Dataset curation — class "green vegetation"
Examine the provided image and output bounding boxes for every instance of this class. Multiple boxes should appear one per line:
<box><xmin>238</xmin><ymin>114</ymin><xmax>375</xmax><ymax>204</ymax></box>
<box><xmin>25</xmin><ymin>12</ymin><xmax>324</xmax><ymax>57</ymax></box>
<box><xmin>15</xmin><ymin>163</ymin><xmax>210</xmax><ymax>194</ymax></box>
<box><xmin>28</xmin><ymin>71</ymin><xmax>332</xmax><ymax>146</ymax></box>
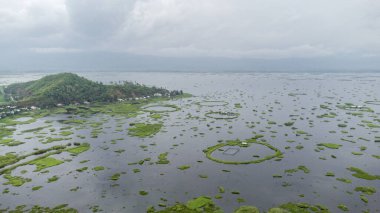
<box><xmin>347</xmin><ymin>167</ymin><xmax>380</xmax><ymax>180</ymax></box>
<box><xmin>156</xmin><ymin>152</ymin><xmax>170</xmax><ymax>164</ymax></box>
<box><xmin>148</xmin><ymin>196</ymin><xmax>330</xmax><ymax>213</ymax></box>
<box><xmin>205</xmin><ymin>111</ymin><xmax>239</xmax><ymax>119</ymax></box>
<box><xmin>93</xmin><ymin>166</ymin><xmax>105</xmax><ymax>171</ymax></box>
<box><xmin>317</xmin><ymin>143</ymin><xmax>342</xmax><ymax>149</ymax></box>
<box><xmin>0</xmin><ymin>86</ymin><xmax>5</xmax><ymax>103</ymax></box>
<box><xmin>66</xmin><ymin>143</ymin><xmax>90</xmax><ymax>154</ymax></box>
<box><xmin>204</xmin><ymin>138</ymin><xmax>282</xmax><ymax>165</ymax></box>
<box><xmin>47</xmin><ymin>175</ymin><xmax>59</xmax><ymax>183</ymax></box>
<box><xmin>110</xmin><ymin>173</ymin><xmax>121</xmax><ymax>181</ymax></box>
<box><xmin>336</xmin><ymin>178</ymin><xmax>352</xmax><ymax>183</ymax></box>
<box><xmin>177</xmin><ymin>165</ymin><xmax>191</xmax><ymax>170</ymax></box>
<box><xmin>354</xmin><ymin>186</ymin><xmax>376</xmax><ymax>195</ymax></box>
<box><xmin>270</xmin><ymin>202</ymin><xmax>329</xmax><ymax>213</ymax></box>
<box><xmin>337</xmin><ymin>204</ymin><xmax>349</xmax><ymax>211</ymax></box>
<box><xmin>4</xmin><ymin>73</ymin><xmax>179</xmax><ymax>107</ymax></box>
<box><xmin>0</xmin><ymin>153</ymin><xmax>18</xmax><ymax>168</ymax></box>
<box><xmin>234</xmin><ymin>206</ymin><xmax>259</xmax><ymax>213</ymax></box>
<box><xmin>3</xmin><ymin>174</ymin><xmax>31</xmax><ymax>186</ymax></box>
<box><xmin>32</xmin><ymin>186</ymin><xmax>43</xmax><ymax>191</ymax></box>
<box><xmin>360</xmin><ymin>194</ymin><xmax>368</xmax><ymax>203</ymax></box>
<box><xmin>0</xmin><ymin>204</ymin><xmax>77</xmax><ymax>212</ymax></box>
<box><xmin>29</xmin><ymin>157</ymin><xmax>64</xmax><ymax>172</ymax></box>
<box><xmin>142</xmin><ymin>104</ymin><xmax>180</xmax><ymax>113</ymax></box>
<box><xmin>128</xmin><ymin>123</ymin><xmax>162</xmax><ymax>137</ymax></box>
<box><xmin>150</xmin><ymin>114</ymin><xmax>162</xmax><ymax>119</ymax></box>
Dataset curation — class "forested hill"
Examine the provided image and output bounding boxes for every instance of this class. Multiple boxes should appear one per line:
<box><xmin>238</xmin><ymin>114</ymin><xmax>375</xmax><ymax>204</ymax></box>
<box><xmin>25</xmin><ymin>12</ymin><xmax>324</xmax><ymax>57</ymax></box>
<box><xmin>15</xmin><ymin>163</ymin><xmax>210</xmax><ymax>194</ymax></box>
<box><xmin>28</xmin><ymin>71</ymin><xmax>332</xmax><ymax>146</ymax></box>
<box><xmin>4</xmin><ymin>73</ymin><xmax>181</xmax><ymax>107</ymax></box>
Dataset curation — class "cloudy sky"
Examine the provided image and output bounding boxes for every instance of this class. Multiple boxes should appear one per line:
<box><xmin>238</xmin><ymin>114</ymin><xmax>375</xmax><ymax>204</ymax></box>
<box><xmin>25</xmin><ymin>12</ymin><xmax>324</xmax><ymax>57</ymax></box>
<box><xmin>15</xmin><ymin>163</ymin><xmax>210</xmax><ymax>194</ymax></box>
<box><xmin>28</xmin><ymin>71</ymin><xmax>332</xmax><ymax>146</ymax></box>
<box><xmin>1</xmin><ymin>0</ymin><xmax>380</xmax><ymax>71</ymax></box>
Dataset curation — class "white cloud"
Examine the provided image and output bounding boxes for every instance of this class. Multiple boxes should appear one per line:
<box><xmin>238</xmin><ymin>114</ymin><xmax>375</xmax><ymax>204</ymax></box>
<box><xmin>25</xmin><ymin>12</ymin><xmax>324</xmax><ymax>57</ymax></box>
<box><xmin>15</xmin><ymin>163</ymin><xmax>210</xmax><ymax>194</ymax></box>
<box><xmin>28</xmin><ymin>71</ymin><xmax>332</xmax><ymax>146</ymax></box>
<box><xmin>0</xmin><ymin>0</ymin><xmax>380</xmax><ymax>59</ymax></box>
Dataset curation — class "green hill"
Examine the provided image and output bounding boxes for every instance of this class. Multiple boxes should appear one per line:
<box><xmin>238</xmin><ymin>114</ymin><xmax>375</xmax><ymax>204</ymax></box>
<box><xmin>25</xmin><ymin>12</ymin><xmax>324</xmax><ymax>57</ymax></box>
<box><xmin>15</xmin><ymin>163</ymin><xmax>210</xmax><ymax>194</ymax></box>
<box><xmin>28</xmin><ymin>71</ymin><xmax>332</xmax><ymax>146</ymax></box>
<box><xmin>4</xmin><ymin>73</ymin><xmax>178</xmax><ymax>107</ymax></box>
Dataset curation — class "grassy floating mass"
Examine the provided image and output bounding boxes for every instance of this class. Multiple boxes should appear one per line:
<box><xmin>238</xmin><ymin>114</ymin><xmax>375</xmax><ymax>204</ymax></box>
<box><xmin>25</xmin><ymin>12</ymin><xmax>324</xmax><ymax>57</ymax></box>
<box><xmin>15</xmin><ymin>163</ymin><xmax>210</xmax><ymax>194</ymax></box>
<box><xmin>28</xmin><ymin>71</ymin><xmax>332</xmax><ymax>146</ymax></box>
<box><xmin>29</xmin><ymin>157</ymin><xmax>64</xmax><ymax>172</ymax></box>
<box><xmin>317</xmin><ymin>143</ymin><xmax>342</xmax><ymax>149</ymax></box>
<box><xmin>66</xmin><ymin>143</ymin><xmax>90</xmax><ymax>154</ymax></box>
<box><xmin>354</xmin><ymin>186</ymin><xmax>376</xmax><ymax>195</ymax></box>
<box><xmin>147</xmin><ymin>196</ymin><xmax>330</xmax><ymax>213</ymax></box>
<box><xmin>128</xmin><ymin>123</ymin><xmax>163</xmax><ymax>138</ymax></box>
<box><xmin>205</xmin><ymin>111</ymin><xmax>239</xmax><ymax>120</ymax></box>
<box><xmin>347</xmin><ymin>167</ymin><xmax>380</xmax><ymax>180</ymax></box>
<box><xmin>204</xmin><ymin>138</ymin><xmax>282</xmax><ymax>165</ymax></box>
<box><xmin>3</xmin><ymin>174</ymin><xmax>31</xmax><ymax>187</ymax></box>
<box><xmin>142</xmin><ymin>104</ymin><xmax>180</xmax><ymax>113</ymax></box>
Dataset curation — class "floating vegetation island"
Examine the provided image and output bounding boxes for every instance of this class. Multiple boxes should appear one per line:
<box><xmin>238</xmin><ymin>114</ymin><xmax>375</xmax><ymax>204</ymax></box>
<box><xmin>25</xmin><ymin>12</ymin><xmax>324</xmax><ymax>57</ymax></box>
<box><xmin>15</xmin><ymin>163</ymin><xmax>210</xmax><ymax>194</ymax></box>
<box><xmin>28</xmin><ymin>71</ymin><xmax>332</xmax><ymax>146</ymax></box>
<box><xmin>204</xmin><ymin>138</ymin><xmax>282</xmax><ymax>164</ymax></box>
<box><xmin>205</xmin><ymin>111</ymin><xmax>239</xmax><ymax>119</ymax></box>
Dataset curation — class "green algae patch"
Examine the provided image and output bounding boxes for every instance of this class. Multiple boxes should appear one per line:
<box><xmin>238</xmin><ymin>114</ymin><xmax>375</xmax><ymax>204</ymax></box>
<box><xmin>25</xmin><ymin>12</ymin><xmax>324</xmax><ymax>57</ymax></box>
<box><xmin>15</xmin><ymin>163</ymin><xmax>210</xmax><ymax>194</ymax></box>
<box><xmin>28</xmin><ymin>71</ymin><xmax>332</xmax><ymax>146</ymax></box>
<box><xmin>0</xmin><ymin>153</ymin><xmax>18</xmax><ymax>168</ymax></box>
<box><xmin>110</xmin><ymin>173</ymin><xmax>121</xmax><ymax>181</ymax></box>
<box><xmin>204</xmin><ymin>138</ymin><xmax>282</xmax><ymax>165</ymax></box>
<box><xmin>148</xmin><ymin>196</ymin><xmax>221</xmax><ymax>213</ymax></box>
<box><xmin>298</xmin><ymin>165</ymin><xmax>310</xmax><ymax>174</ymax></box>
<box><xmin>285</xmin><ymin>165</ymin><xmax>310</xmax><ymax>174</ymax></box>
<box><xmin>270</xmin><ymin>202</ymin><xmax>330</xmax><ymax>213</ymax></box>
<box><xmin>32</xmin><ymin>186</ymin><xmax>43</xmax><ymax>191</ymax></box>
<box><xmin>142</xmin><ymin>104</ymin><xmax>180</xmax><ymax>113</ymax></box>
<box><xmin>1</xmin><ymin>204</ymin><xmax>78</xmax><ymax>212</ymax></box>
<box><xmin>29</xmin><ymin>157</ymin><xmax>64</xmax><ymax>172</ymax></box>
<box><xmin>3</xmin><ymin>174</ymin><xmax>31</xmax><ymax>187</ymax></box>
<box><xmin>186</xmin><ymin>196</ymin><xmax>215</xmax><ymax>210</ymax></box>
<box><xmin>66</xmin><ymin>143</ymin><xmax>90</xmax><ymax>155</ymax></box>
<box><xmin>0</xmin><ymin>138</ymin><xmax>24</xmax><ymax>146</ymax></box>
<box><xmin>360</xmin><ymin>194</ymin><xmax>368</xmax><ymax>203</ymax></box>
<box><xmin>21</xmin><ymin>125</ymin><xmax>51</xmax><ymax>133</ymax></box>
<box><xmin>93</xmin><ymin>166</ymin><xmax>105</xmax><ymax>171</ymax></box>
<box><xmin>337</xmin><ymin>204</ymin><xmax>349</xmax><ymax>211</ymax></box>
<box><xmin>156</xmin><ymin>152</ymin><xmax>170</xmax><ymax>164</ymax></box>
<box><xmin>317</xmin><ymin>143</ymin><xmax>342</xmax><ymax>149</ymax></box>
<box><xmin>139</xmin><ymin>190</ymin><xmax>149</xmax><ymax>196</ymax></box>
<box><xmin>177</xmin><ymin>165</ymin><xmax>191</xmax><ymax>170</ymax></box>
<box><xmin>150</xmin><ymin>114</ymin><xmax>162</xmax><ymax>119</ymax></box>
<box><xmin>148</xmin><ymin>197</ymin><xmax>330</xmax><ymax>213</ymax></box>
<box><xmin>60</xmin><ymin>131</ymin><xmax>74</xmax><ymax>136</ymax></box>
<box><xmin>336</xmin><ymin>178</ymin><xmax>352</xmax><ymax>184</ymax></box>
<box><xmin>128</xmin><ymin>123</ymin><xmax>162</xmax><ymax>138</ymax></box>
<box><xmin>234</xmin><ymin>206</ymin><xmax>259</xmax><ymax>213</ymax></box>
<box><xmin>355</xmin><ymin>186</ymin><xmax>376</xmax><ymax>195</ymax></box>
<box><xmin>47</xmin><ymin>175</ymin><xmax>59</xmax><ymax>183</ymax></box>
<box><xmin>205</xmin><ymin>111</ymin><xmax>239</xmax><ymax>119</ymax></box>
<box><xmin>347</xmin><ymin>167</ymin><xmax>380</xmax><ymax>180</ymax></box>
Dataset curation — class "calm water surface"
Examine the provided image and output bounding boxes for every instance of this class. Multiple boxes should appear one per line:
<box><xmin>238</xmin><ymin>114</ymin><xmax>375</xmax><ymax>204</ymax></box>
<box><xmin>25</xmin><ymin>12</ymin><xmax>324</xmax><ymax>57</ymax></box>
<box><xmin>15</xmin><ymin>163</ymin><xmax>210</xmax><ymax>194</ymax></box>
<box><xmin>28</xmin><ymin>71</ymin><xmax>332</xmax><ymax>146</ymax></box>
<box><xmin>1</xmin><ymin>72</ymin><xmax>380</xmax><ymax>212</ymax></box>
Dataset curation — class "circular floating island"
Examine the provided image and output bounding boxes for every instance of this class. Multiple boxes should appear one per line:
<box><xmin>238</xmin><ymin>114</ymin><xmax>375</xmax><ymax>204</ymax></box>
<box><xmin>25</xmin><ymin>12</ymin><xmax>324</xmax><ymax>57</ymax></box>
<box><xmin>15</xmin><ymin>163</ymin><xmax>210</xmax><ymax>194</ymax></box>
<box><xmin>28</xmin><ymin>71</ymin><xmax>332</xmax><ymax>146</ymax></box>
<box><xmin>336</xmin><ymin>103</ymin><xmax>373</xmax><ymax>112</ymax></box>
<box><xmin>197</xmin><ymin>100</ymin><xmax>228</xmax><ymax>107</ymax></box>
<box><xmin>204</xmin><ymin>138</ymin><xmax>282</xmax><ymax>164</ymax></box>
<box><xmin>364</xmin><ymin>100</ymin><xmax>380</xmax><ymax>105</ymax></box>
<box><xmin>142</xmin><ymin>104</ymin><xmax>180</xmax><ymax>113</ymax></box>
<box><xmin>205</xmin><ymin>111</ymin><xmax>239</xmax><ymax>119</ymax></box>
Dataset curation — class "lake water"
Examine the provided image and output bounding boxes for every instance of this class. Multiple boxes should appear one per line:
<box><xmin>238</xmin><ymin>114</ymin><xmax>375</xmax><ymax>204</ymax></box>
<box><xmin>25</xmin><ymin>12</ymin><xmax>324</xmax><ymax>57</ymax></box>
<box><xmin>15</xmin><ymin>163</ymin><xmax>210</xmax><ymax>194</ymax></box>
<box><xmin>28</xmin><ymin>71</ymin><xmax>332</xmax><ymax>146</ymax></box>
<box><xmin>1</xmin><ymin>72</ymin><xmax>380</xmax><ymax>212</ymax></box>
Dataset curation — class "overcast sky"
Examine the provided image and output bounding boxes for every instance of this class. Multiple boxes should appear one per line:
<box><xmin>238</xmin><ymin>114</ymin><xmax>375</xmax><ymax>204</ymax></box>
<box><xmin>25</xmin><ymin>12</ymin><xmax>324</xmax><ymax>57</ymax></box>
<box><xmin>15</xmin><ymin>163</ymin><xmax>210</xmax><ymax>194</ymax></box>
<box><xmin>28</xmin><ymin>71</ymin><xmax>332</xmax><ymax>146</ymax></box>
<box><xmin>1</xmin><ymin>0</ymin><xmax>380</xmax><ymax>72</ymax></box>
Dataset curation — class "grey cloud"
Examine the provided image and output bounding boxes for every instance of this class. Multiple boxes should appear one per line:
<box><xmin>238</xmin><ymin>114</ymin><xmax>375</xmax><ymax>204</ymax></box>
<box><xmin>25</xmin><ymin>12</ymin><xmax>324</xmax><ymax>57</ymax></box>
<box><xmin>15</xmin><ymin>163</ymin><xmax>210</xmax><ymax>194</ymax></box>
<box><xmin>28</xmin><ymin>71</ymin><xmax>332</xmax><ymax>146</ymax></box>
<box><xmin>0</xmin><ymin>0</ymin><xmax>379</xmax><ymax>71</ymax></box>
